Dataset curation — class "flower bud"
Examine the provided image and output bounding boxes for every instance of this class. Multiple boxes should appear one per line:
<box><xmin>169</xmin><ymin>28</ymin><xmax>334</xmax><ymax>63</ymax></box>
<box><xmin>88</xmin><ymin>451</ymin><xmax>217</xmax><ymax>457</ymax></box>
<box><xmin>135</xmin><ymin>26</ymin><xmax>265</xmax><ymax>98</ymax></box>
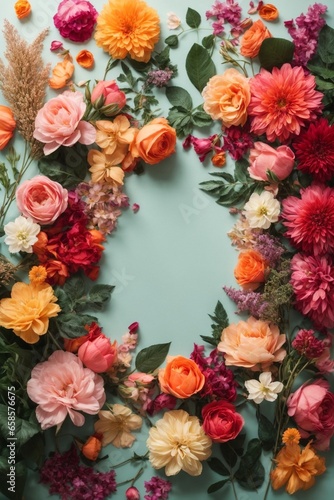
<box><xmin>91</xmin><ymin>80</ymin><xmax>126</xmax><ymax>115</ymax></box>
<box><xmin>125</xmin><ymin>486</ymin><xmax>140</xmax><ymax>500</ymax></box>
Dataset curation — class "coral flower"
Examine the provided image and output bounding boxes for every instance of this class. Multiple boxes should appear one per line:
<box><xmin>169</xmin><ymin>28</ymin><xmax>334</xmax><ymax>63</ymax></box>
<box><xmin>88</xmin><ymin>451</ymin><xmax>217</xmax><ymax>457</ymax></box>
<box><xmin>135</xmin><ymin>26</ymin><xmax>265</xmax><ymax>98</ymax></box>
<box><xmin>0</xmin><ymin>282</ymin><xmax>60</xmax><ymax>344</ymax></box>
<box><xmin>94</xmin><ymin>0</ymin><xmax>160</xmax><ymax>62</ymax></box>
<box><xmin>95</xmin><ymin>115</ymin><xmax>136</xmax><ymax>156</ymax></box>
<box><xmin>147</xmin><ymin>409</ymin><xmax>212</xmax><ymax>476</ymax></box>
<box><xmin>48</xmin><ymin>53</ymin><xmax>74</xmax><ymax>89</ymax></box>
<box><xmin>281</xmin><ymin>184</ymin><xmax>334</xmax><ymax>256</ymax></box>
<box><xmin>94</xmin><ymin>404</ymin><xmax>142</xmax><ymax>448</ymax></box>
<box><xmin>293</xmin><ymin>118</ymin><xmax>334</xmax><ymax>182</ymax></box>
<box><xmin>270</xmin><ymin>441</ymin><xmax>326</xmax><ymax>494</ymax></box>
<box><xmin>248</xmin><ymin>63</ymin><xmax>323</xmax><ymax>142</ymax></box>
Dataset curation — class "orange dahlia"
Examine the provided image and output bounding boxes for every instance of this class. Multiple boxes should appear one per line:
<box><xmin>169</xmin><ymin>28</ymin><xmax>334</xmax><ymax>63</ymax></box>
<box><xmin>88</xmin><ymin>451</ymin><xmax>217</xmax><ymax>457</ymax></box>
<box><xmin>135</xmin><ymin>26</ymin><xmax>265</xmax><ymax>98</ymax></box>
<box><xmin>94</xmin><ymin>0</ymin><xmax>160</xmax><ymax>63</ymax></box>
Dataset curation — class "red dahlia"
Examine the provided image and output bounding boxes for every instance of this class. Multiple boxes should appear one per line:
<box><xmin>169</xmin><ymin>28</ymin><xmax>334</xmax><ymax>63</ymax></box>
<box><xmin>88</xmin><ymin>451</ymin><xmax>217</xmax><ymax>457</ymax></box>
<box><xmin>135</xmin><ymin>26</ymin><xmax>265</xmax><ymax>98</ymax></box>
<box><xmin>293</xmin><ymin>118</ymin><xmax>334</xmax><ymax>182</ymax></box>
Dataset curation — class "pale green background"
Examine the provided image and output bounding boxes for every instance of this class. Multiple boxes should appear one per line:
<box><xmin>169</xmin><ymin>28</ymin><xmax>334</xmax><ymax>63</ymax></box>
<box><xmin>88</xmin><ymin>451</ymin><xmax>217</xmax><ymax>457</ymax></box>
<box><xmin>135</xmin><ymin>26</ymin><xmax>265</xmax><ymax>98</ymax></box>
<box><xmin>0</xmin><ymin>0</ymin><xmax>333</xmax><ymax>499</ymax></box>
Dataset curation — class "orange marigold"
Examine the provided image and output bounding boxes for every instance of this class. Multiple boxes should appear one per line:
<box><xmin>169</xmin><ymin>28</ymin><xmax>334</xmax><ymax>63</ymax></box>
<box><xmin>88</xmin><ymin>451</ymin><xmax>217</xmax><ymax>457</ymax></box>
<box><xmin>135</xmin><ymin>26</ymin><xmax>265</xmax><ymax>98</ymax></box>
<box><xmin>94</xmin><ymin>0</ymin><xmax>160</xmax><ymax>62</ymax></box>
<box><xmin>29</xmin><ymin>265</ymin><xmax>48</xmax><ymax>285</ymax></box>
<box><xmin>282</xmin><ymin>428</ymin><xmax>301</xmax><ymax>446</ymax></box>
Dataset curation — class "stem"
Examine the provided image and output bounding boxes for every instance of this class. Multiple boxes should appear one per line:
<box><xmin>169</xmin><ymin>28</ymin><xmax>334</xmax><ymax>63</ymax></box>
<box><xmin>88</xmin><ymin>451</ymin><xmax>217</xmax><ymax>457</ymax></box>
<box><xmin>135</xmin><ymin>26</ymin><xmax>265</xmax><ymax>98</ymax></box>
<box><xmin>231</xmin><ymin>478</ymin><xmax>239</xmax><ymax>500</ymax></box>
<box><xmin>116</xmin><ymin>466</ymin><xmax>144</xmax><ymax>487</ymax></box>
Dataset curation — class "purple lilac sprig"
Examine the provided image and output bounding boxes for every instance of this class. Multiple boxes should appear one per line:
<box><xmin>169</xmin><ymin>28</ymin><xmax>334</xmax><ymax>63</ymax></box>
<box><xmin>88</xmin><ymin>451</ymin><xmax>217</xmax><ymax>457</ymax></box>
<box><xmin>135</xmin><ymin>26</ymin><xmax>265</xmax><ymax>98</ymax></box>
<box><xmin>254</xmin><ymin>233</ymin><xmax>285</xmax><ymax>268</ymax></box>
<box><xmin>223</xmin><ymin>286</ymin><xmax>268</xmax><ymax>318</ymax></box>
<box><xmin>144</xmin><ymin>476</ymin><xmax>172</xmax><ymax>500</ymax></box>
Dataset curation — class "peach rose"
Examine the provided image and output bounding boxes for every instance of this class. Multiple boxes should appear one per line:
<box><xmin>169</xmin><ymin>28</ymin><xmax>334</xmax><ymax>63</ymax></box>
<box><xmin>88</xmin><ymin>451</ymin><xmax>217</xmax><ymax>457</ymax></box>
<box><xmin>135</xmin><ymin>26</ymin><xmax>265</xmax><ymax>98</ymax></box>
<box><xmin>16</xmin><ymin>175</ymin><xmax>68</xmax><ymax>225</ymax></box>
<box><xmin>240</xmin><ymin>20</ymin><xmax>272</xmax><ymax>58</ymax></box>
<box><xmin>259</xmin><ymin>4</ymin><xmax>279</xmax><ymax>21</ymax></box>
<box><xmin>202</xmin><ymin>69</ymin><xmax>250</xmax><ymax>127</ymax></box>
<box><xmin>234</xmin><ymin>249</ymin><xmax>267</xmax><ymax>291</ymax></box>
<box><xmin>14</xmin><ymin>0</ymin><xmax>31</xmax><ymax>19</ymax></box>
<box><xmin>248</xmin><ymin>142</ymin><xmax>295</xmax><ymax>182</ymax></box>
<box><xmin>158</xmin><ymin>355</ymin><xmax>205</xmax><ymax>398</ymax></box>
<box><xmin>49</xmin><ymin>54</ymin><xmax>75</xmax><ymax>90</ymax></box>
<box><xmin>76</xmin><ymin>49</ymin><xmax>94</xmax><ymax>69</ymax></box>
<box><xmin>218</xmin><ymin>316</ymin><xmax>286</xmax><ymax>371</ymax></box>
<box><xmin>0</xmin><ymin>105</ymin><xmax>16</xmax><ymax>150</ymax></box>
<box><xmin>132</xmin><ymin>118</ymin><xmax>176</xmax><ymax>165</ymax></box>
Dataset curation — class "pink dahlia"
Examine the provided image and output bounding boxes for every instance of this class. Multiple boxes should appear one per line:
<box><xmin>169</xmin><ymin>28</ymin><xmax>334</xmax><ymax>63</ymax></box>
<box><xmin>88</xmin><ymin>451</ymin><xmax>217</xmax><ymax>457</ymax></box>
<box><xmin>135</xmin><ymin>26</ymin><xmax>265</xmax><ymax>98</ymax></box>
<box><xmin>293</xmin><ymin>118</ymin><xmax>334</xmax><ymax>182</ymax></box>
<box><xmin>281</xmin><ymin>184</ymin><xmax>334</xmax><ymax>256</ymax></box>
<box><xmin>248</xmin><ymin>63</ymin><xmax>323</xmax><ymax>142</ymax></box>
<box><xmin>291</xmin><ymin>253</ymin><xmax>334</xmax><ymax>329</ymax></box>
<box><xmin>27</xmin><ymin>350</ymin><xmax>106</xmax><ymax>430</ymax></box>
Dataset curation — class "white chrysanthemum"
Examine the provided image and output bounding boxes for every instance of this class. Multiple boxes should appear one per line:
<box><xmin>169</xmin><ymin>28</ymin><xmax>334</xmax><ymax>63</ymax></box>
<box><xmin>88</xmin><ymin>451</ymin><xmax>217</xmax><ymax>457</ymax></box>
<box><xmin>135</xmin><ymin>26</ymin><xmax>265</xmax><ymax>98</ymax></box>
<box><xmin>244</xmin><ymin>372</ymin><xmax>284</xmax><ymax>404</ymax></box>
<box><xmin>243</xmin><ymin>191</ymin><xmax>280</xmax><ymax>229</ymax></box>
<box><xmin>147</xmin><ymin>409</ymin><xmax>212</xmax><ymax>476</ymax></box>
<box><xmin>4</xmin><ymin>215</ymin><xmax>40</xmax><ymax>253</ymax></box>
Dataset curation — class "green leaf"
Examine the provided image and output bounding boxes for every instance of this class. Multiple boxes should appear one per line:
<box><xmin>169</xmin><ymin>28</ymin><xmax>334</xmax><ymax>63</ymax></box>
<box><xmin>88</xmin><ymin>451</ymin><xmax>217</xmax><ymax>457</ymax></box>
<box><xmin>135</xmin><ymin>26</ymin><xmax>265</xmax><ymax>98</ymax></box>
<box><xmin>220</xmin><ymin>433</ymin><xmax>246</xmax><ymax>468</ymax></box>
<box><xmin>258</xmin><ymin>412</ymin><xmax>275</xmax><ymax>451</ymax></box>
<box><xmin>186</xmin><ymin>43</ymin><xmax>216</xmax><ymax>92</ymax></box>
<box><xmin>135</xmin><ymin>343</ymin><xmax>171</xmax><ymax>372</ymax></box>
<box><xmin>38</xmin><ymin>143</ymin><xmax>89</xmax><ymax>188</ymax></box>
<box><xmin>56</xmin><ymin>313</ymin><xmax>97</xmax><ymax>338</ymax></box>
<box><xmin>154</xmin><ymin>46</ymin><xmax>171</xmax><ymax>67</ymax></box>
<box><xmin>202</xmin><ymin>35</ymin><xmax>215</xmax><ymax>49</ymax></box>
<box><xmin>85</xmin><ymin>284</ymin><xmax>114</xmax><ymax>311</ymax></box>
<box><xmin>258</xmin><ymin>38</ymin><xmax>294</xmax><ymax>71</ymax></box>
<box><xmin>165</xmin><ymin>35</ymin><xmax>179</xmax><ymax>48</ymax></box>
<box><xmin>207</xmin><ymin>479</ymin><xmax>230</xmax><ymax>494</ymax></box>
<box><xmin>317</xmin><ymin>24</ymin><xmax>334</xmax><ymax>64</ymax></box>
<box><xmin>200</xmin><ymin>335</ymin><xmax>218</xmax><ymax>346</ymax></box>
<box><xmin>63</xmin><ymin>276</ymin><xmax>86</xmax><ymax>303</ymax></box>
<box><xmin>120</xmin><ymin>62</ymin><xmax>136</xmax><ymax>86</ymax></box>
<box><xmin>234</xmin><ymin>158</ymin><xmax>249</xmax><ymax>183</ymax></box>
<box><xmin>307</xmin><ymin>62</ymin><xmax>334</xmax><ymax>79</ymax></box>
<box><xmin>186</xmin><ymin>7</ymin><xmax>201</xmax><ymax>28</ymax></box>
<box><xmin>207</xmin><ymin>457</ymin><xmax>230</xmax><ymax>476</ymax></box>
<box><xmin>315</xmin><ymin>77</ymin><xmax>334</xmax><ymax>90</ymax></box>
<box><xmin>166</xmin><ymin>86</ymin><xmax>193</xmax><ymax>110</ymax></box>
<box><xmin>235</xmin><ymin>458</ymin><xmax>265</xmax><ymax>490</ymax></box>
<box><xmin>191</xmin><ymin>109</ymin><xmax>213</xmax><ymax>127</ymax></box>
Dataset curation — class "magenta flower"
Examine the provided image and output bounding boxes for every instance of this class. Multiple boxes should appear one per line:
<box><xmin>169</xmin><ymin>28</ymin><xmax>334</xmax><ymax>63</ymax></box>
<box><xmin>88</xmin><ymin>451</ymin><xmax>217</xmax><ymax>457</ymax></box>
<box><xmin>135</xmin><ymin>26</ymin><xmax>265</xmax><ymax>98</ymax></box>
<box><xmin>292</xmin><ymin>329</ymin><xmax>326</xmax><ymax>359</ymax></box>
<box><xmin>53</xmin><ymin>0</ymin><xmax>98</xmax><ymax>42</ymax></box>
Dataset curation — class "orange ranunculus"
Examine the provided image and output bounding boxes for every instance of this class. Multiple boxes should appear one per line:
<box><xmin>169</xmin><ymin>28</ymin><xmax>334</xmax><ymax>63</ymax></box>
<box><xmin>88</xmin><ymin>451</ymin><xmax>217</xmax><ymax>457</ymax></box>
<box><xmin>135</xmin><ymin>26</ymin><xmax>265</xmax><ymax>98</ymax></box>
<box><xmin>218</xmin><ymin>316</ymin><xmax>286</xmax><ymax>371</ymax></box>
<box><xmin>240</xmin><ymin>19</ymin><xmax>272</xmax><ymax>58</ymax></box>
<box><xmin>158</xmin><ymin>355</ymin><xmax>205</xmax><ymax>399</ymax></box>
<box><xmin>211</xmin><ymin>151</ymin><xmax>226</xmax><ymax>167</ymax></box>
<box><xmin>271</xmin><ymin>441</ymin><xmax>326</xmax><ymax>494</ymax></box>
<box><xmin>49</xmin><ymin>54</ymin><xmax>74</xmax><ymax>90</ymax></box>
<box><xmin>14</xmin><ymin>0</ymin><xmax>31</xmax><ymax>19</ymax></box>
<box><xmin>234</xmin><ymin>249</ymin><xmax>267</xmax><ymax>291</ymax></box>
<box><xmin>259</xmin><ymin>4</ymin><xmax>279</xmax><ymax>22</ymax></box>
<box><xmin>64</xmin><ymin>334</ymin><xmax>89</xmax><ymax>353</ymax></box>
<box><xmin>0</xmin><ymin>282</ymin><xmax>60</xmax><ymax>344</ymax></box>
<box><xmin>81</xmin><ymin>434</ymin><xmax>103</xmax><ymax>461</ymax></box>
<box><xmin>132</xmin><ymin>118</ymin><xmax>176</xmax><ymax>165</ymax></box>
<box><xmin>0</xmin><ymin>105</ymin><xmax>16</xmax><ymax>150</ymax></box>
<box><xmin>76</xmin><ymin>50</ymin><xmax>95</xmax><ymax>69</ymax></box>
<box><xmin>202</xmin><ymin>69</ymin><xmax>251</xmax><ymax>127</ymax></box>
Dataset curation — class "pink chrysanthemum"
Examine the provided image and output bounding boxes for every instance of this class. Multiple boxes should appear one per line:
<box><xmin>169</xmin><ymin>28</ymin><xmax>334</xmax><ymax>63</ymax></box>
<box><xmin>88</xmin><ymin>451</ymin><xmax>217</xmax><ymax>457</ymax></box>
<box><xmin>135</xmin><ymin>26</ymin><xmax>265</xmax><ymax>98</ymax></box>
<box><xmin>291</xmin><ymin>253</ymin><xmax>334</xmax><ymax>329</ymax></box>
<box><xmin>281</xmin><ymin>184</ymin><xmax>334</xmax><ymax>256</ymax></box>
<box><xmin>248</xmin><ymin>63</ymin><xmax>323</xmax><ymax>142</ymax></box>
<box><xmin>293</xmin><ymin>118</ymin><xmax>334</xmax><ymax>182</ymax></box>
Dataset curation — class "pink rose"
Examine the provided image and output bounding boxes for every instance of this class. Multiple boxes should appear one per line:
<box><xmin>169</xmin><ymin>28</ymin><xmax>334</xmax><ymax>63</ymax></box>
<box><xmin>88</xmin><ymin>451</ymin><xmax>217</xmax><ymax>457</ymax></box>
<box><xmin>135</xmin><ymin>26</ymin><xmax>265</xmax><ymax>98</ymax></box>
<box><xmin>33</xmin><ymin>91</ymin><xmax>96</xmax><ymax>155</ymax></box>
<box><xmin>248</xmin><ymin>142</ymin><xmax>295</xmax><ymax>182</ymax></box>
<box><xmin>202</xmin><ymin>400</ymin><xmax>244</xmax><ymax>443</ymax></box>
<box><xmin>53</xmin><ymin>0</ymin><xmax>98</xmax><ymax>42</ymax></box>
<box><xmin>78</xmin><ymin>333</ymin><xmax>118</xmax><ymax>373</ymax></box>
<box><xmin>91</xmin><ymin>80</ymin><xmax>127</xmax><ymax>116</ymax></box>
<box><xmin>16</xmin><ymin>175</ymin><xmax>68</xmax><ymax>225</ymax></box>
<box><xmin>287</xmin><ymin>379</ymin><xmax>334</xmax><ymax>450</ymax></box>
<box><xmin>27</xmin><ymin>350</ymin><xmax>106</xmax><ymax>430</ymax></box>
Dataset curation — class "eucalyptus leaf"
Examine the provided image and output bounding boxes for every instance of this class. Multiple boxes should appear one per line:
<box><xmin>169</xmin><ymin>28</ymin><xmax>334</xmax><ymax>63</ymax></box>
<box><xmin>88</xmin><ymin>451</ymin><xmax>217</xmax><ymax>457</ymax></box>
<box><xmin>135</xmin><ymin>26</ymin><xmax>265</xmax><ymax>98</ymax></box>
<box><xmin>186</xmin><ymin>43</ymin><xmax>216</xmax><ymax>92</ymax></box>
<box><xmin>186</xmin><ymin>7</ymin><xmax>201</xmax><ymax>28</ymax></box>
<box><xmin>135</xmin><ymin>342</ymin><xmax>171</xmax><ymax>372</ymax></box>
<box><xmin>258</xmin><ymin>38</ymin><xmax>294</xmax><ymax>71</ymax></box>
<box><xmin>207</xmin><ymin>457</ymin><xmax>230</xmax><ymax>476</ymax></box>
<box><xmin>166</xmin><ymin>86</ymin><xmax>193</xmax><ymax>110</ymax></box>
<box><xmin>207</xmin><ymin>479</ymin><xmax>230</xmax><ymax>493</ymax></box>
<box><xmin>235</xmin><ymin>458</ymin><xmax>265</xmax><ymax>490</ymax></box>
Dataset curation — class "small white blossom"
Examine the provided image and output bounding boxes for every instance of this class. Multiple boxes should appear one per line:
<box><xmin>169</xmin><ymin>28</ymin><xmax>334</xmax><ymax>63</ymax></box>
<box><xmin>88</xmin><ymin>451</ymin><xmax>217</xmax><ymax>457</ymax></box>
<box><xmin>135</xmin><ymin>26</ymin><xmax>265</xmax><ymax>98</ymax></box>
<box><xmin>4</xmin><ymin>216</ymin><xmax>40</xmax><ymax>253</ymax></box>
<box><xmin>244</xmin><ymin>372</ymin><xmax>284</xmax><ymax>404</ymax></box>
<box><xmin>167</xmin><ymin>12</ymin><xmax>181</xmax><ymax>30</ymax></box>
<box><xmin>243</xmin><ymin>191</ymin><xmax>280</xmax><ymax>229</ymax></box>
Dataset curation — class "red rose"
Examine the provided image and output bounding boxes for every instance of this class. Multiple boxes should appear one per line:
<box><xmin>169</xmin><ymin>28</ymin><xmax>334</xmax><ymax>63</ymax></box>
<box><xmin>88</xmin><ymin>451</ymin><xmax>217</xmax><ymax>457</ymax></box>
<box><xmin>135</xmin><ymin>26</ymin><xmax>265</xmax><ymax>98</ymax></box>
<box><xmin>202</xmin><ymin>400</ymin><xmax>244</xmax><ymax>443</ymax></box>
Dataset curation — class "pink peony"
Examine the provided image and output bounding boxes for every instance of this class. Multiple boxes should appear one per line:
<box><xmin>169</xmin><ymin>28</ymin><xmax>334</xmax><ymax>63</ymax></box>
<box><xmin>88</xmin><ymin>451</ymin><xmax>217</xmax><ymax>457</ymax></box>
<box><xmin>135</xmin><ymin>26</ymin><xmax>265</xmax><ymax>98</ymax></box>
<box><xmin>290</xmin><ymin>253</ymin><xmax>334</xmax><ymax>329</ymax></box>
<box><xmin>53</xmin><ymin>0</ymin><xmax>98</xmax><ymax>42</ymax></box>
<box><xmin>27</xmin><ymin>350</ymin><xmax>106</xmax><ymax>430</ymax></box>
<box><xmin>248</xmin><ymin>63</ymin><xmax>323</xmax><ymax>142</ymax></box>
<box><xmin>91</xmin><ymin>80</ymin><xmax>127</xmax><ymax>116</ymax></box>
<box><xmin>281</xmin><ymin>184</ymin><xmax>334</xmax><ymax>256</ymax></box>
<box><xmin>248</xmin><ymin>142</ymin><xmax>295</xmax><ymax>182</ymax></box>
<box><xmin>16</xmin><ymin>175</ymin><xmax>68</xmax><ymax>225</ymax></box>
<box><xmin>33</xmin><ymin>91</ymin><xmax>96</xmax><ymax>155</ymax></box>
<box><xmin>287</xmin><ymin>379</ymin><xmax>334</xmax><ymax>450</ymax></box>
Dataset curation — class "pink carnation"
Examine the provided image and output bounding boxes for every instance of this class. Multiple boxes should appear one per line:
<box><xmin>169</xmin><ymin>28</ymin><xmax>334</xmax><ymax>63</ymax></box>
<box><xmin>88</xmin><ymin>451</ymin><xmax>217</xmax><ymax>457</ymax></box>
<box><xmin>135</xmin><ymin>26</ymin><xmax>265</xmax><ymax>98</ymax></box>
<box><xmin>27</xmin><ymin>350</ymin><xmax>106</xmax><ymax>430</ymax></box>
<box><xmin>281</xmin><ymin>184</ymin><xmax>334</xmax><ymax>256</ymax></box>
<box><xmin>290</xmin><ymin>253</ymin><xmax>334</xmax><ymax>329</ymax></box>
<box><xmin>53</xmin><ymin>0</ymin><xmax>98</xmax><ymax>42</ymax></box>
<box><xmin>33</xmin><ymin>91</ymin><xmax>96</xmax><ymax>155</ymax></box>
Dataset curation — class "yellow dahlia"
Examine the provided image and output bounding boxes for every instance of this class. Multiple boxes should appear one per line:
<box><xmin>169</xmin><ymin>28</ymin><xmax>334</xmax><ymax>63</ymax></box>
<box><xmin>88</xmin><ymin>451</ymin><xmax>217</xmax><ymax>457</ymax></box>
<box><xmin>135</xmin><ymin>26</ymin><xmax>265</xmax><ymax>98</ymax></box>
<box><xmin>0</xmin><ymin>281</ymin><xmax>60</xmax><ymax>344</ymax></box>
<box><xmin>94</xmin><ymin>0</ymin><xmax>160</xmax><ymax>62</ymax></box>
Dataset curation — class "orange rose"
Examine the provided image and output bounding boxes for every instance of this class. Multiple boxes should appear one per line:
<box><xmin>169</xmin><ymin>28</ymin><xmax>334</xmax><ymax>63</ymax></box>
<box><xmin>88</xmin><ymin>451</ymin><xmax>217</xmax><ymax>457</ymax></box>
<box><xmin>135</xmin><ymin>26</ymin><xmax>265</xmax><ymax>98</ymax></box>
<box><xmin>132</xmin><ymin>118</ymin><xmax>176</xmax><ymax>165</ymax></box>
<box><xmin>76</xmin><ymin>50</ymin><xmax>95</xmax><ymax>69</ymax></box>
<box><xmin>81</xmin><ymin>434</ymin><xmax>103</xmax><ymax>461</ymax></box>
<box><xmin>211</xmin><ymin>151</ymin><xmax>226</xmax><ymax>167</ymax></box>
<box><xmin>240</xmin><ymin>19</ymin><xmax>272</xmax><ymax>58</ymax></box>
<box><xmin>49</xmin><ymin>54</ymin><xmax>74</xmax><ymax>90</ymax></box>
<box><xmin>158</xmin><ymin>355</ymin><xmax>205</xmax><ymax>398</ymax></box>
<box><xmin>234</xmin><ymin>249</ymin><xmax>267</xmax><ymax>291</ymax></box>
<box><xmin>202</xmin><ymin>69</ymin><xmax>250</xmax><ymax>127</ymax></box>
<box><xmin>14</xmin><ymin>0</ymin><xmax>31</xmax><ymax>19</ymax></box>
<box><xmin>0</xmin><ymin>105</ymin><xmax>16</xmax><ymax>150</ymax></box>
<box><xmin>259</xmin><ymin>4</ymin><xmax>279</xmax><ymax>22</ymax></box>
